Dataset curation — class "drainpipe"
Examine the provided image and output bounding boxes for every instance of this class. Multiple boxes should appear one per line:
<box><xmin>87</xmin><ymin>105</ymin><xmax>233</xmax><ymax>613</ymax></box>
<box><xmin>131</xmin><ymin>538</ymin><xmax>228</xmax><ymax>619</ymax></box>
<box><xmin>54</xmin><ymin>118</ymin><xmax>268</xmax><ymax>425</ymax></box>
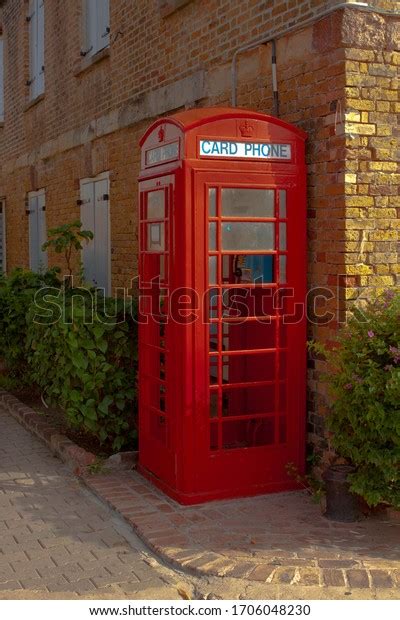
<box><xmin>271</xmin><ymin>39</ymin><xmax>279</xmax><ymax>118</ymax></box>
<box><xmin>231</xmin><ymin>2</ymin><xmax>400</xmax><ymax>110</ymax></box>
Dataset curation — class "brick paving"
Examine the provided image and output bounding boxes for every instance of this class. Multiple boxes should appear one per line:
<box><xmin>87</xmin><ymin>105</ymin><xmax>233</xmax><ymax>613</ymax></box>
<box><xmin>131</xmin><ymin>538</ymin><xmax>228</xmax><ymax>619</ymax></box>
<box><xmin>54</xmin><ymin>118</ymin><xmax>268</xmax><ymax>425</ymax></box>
<box><xmin>0</xmin><ymin>408</ymin><xmax>189</xmax><ymax>598</ymax></box>
<box><xmin>1</xmin><ymin>400</ymin><xmax>399</xmax><ymax>599</ymax></box>
<box><xmin>86</xmin><ymin>470</ymin><xmax>400</xmax><ymax>590</ymax></box>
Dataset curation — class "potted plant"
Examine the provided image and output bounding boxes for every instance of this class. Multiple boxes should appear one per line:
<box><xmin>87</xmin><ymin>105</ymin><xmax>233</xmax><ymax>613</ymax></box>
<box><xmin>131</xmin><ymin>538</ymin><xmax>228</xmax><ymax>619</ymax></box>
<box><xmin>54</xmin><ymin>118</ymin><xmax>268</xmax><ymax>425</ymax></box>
<box><xmin>310</xmin><ymin>289</ymin><xmax>400</xmax><ymax>521</ymax></box>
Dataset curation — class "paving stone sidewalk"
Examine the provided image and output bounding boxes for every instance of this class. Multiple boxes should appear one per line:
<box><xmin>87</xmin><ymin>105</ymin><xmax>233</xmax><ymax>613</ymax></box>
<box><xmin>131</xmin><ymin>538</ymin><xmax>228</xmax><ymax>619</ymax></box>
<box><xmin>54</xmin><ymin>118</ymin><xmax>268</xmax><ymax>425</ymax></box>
<box><xmin>86</xmin><ymin>469</ymin><xmax>400</xmax><ymax>591</ymax></box>
<box><xmin>0</xmin><ymin>408</ymin><xmax>190</xmax><ymax>599</ymax></box>
<box><xmin>1</xmin><ymin>402</ymin><xmax>399</xmax><ymax>600</ymax></box>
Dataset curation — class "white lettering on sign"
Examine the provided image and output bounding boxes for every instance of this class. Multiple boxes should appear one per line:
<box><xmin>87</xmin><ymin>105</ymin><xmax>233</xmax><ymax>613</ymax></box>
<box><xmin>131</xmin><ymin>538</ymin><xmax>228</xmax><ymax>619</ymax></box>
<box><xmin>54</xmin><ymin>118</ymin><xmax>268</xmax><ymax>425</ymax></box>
<box><xmin>146</xmin><ymin>142</ymin><xmax>179</xmax><ymax>166</ymax></box>
<box><xmin>199</xmin><ymin>140</ymin><xmax>292</xmax><ymax>160</ymax></box>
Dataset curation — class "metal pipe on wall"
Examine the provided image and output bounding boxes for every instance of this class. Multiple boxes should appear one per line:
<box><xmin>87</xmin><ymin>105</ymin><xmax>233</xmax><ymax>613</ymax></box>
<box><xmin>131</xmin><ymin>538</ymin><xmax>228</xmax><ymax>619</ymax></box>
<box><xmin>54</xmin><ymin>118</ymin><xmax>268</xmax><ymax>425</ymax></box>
<box><xmin>231</xmin><ymin>2</ymin><xmax>400</xmax><ymax>110</ymax></box>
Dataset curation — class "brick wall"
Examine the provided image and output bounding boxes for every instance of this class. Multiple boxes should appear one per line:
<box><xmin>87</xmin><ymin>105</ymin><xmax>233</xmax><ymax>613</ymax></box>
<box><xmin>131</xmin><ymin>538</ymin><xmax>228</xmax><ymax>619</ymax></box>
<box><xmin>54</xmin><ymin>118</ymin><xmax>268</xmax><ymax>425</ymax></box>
<box><xmin>306</xmin><ymin>7</ymin><xmax>400</xmax><ymax>459</ymax></box>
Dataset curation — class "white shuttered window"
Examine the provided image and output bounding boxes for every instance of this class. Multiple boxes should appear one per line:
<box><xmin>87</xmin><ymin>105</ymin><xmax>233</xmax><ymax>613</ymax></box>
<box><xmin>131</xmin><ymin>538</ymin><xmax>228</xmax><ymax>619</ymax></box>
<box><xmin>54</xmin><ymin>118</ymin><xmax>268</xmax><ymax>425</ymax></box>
<box><xmin>0</xmin><ymin>200</ymin><xmax>6</xmax><ymax>273</ymax></box>
<box><xmin>28</xmin><ymin>0</ymin><xmax>45</xmax><ymax>100</ymax></box>
<box><xmin>0</xmin><ymin>38</ymin><xmax>4</xmax><ymax>122</ymax></box>
<box><xmin>83</xmin><ymin>0</ymin><xmax>110</xmax><ymax>58</ymax></box>
<box><xmin>28</xmin><ymin>190</ymin><xmax>47</xmax><ymax>272</ymax></box>
<box><xmin>80</xmin><ymin>175</ymin><xmax>111</xmax><ymax>294</ymax></box>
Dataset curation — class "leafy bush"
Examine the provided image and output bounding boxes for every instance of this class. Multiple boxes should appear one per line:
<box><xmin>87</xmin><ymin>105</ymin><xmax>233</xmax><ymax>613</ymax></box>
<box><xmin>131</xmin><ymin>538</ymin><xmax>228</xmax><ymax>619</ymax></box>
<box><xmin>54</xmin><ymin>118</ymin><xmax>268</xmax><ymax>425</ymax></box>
<box><xmin>0</xmin><ymin>268</ymin><xmax>60</xmax><ymax>379</ymax></box>
<box><xmin>27</xmin><ymin>289</ymin><xmax>138</xmax><ymax>452</ymax></box>
<box><xmin>312</xmin><ymin>290</ymin><xmax>400</xmax><ymax>509</ymax></box>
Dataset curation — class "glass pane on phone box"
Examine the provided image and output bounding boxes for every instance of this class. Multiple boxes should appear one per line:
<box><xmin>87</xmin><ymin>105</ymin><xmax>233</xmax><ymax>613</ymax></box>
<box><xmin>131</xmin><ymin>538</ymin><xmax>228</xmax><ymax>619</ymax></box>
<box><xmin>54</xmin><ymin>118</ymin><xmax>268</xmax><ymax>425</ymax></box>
<box><xmin>222</xmin><ymin>222</ymin><xmax>275</xmax><ymax>251</ymax></box>
<box><xmin>223</xmin><ymin>255</ymin><xmax>274</xmax><ymax>283</ymax></box>
<box><xmin>279</xmin><ymin>190</ymin><xmax>286</xmax><ymax>218</ymax></box>
<box><xmin>147</xmin><ymin>223</ymin><xmax>164</xmax><ymax>251</ymax></box>
<box><xmin>209</xmin><ymin>222</ymin><xmax>217</xmax><ymax>251</ymax></box>
<box><xmin>222</xmin><ymin>188</ymin><xmax>274</xmax><ymax>217</ymax></box>
<box><xmin>222</xmin><ymin>418</ymin><xmax>275</xmax><ymax>449</ymax></box>
<box><xmin>209</xmin><ymin>188</ymin><xmax>217</xmax><ymax>217</ymax></box>
<box><xmin>147</xmin><ymin>190</ymin><xmax>165</xmax><ymax>219</ymax></box>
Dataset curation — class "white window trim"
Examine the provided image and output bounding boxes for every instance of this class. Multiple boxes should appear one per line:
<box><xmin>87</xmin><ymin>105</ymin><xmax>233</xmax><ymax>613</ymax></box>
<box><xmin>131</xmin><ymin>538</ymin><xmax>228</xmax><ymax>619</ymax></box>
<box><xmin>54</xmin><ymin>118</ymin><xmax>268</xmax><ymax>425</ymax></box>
<box><xmin>0</xmin><ymin>198</ymin><xmax>6</xmax><ymax>274</ymax></box>
<box><xmin>79</xmin><ymin>172</ymin><xmax>111</xmax><ymax>295</ymax></box>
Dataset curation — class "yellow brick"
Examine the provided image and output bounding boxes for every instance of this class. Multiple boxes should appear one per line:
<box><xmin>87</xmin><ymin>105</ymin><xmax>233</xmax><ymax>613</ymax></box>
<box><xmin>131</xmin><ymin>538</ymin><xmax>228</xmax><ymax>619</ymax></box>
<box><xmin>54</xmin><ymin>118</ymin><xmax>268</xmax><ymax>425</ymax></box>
<box><xmin>376</xmin><ymin>265</ymin><xmax>390</xmax><ymax>275</ymax></box>
<box><xmin>345</xmin><ymin>123</ymin><xmax>376</xmax><ymax>135</ymax></box>
<box><xmin>361</xmin><ymin>112</ymin><xmax>369</xmax><ymax>123</ymax></box>
<box><xmin>344</xmin><ymin>288</ymin><xmax>359</xmax><ymax>300</ymax></box>
<box><xmin>369</xmin><ymin>230</ymin><xmax>399</xmax><ymax>241</ymax></box>
<box><xmin>360</xmin><ymin>63</ymin><xmax>368</xmax><ymax>73</ymax></box>
<box><xmin>345</xmin><ymin>264</ymin><xmax>373</xmax><ymax>275</ymax></box>
<box><xmin>346</xmin><ymin>196</ymin><xmax>374</xmax><ymax>207</ymax></box>
<box><xmin>346</xmin><ymin>61</ymin><xmax>360</xmax><ymax>72</ymax></box>
<box><xmin>367</xmin><ymin>276</ymin><xmax>395</xmax><ymax>286</ymax></box>
<box><xmin>345</xmin><ymin>111</ymin><xmax>361</xmax><ymax>122</ymax></box>
<box><xmin>377</xmin><ymin>101</ymin><xmax>390</xmax><ymax>112</ymax></box>
<box><xmin>368</xmin><ymin>208</ymin><xmax>397</xmax><ymax>218</ymax></box>
<box><xmin>346</xmin><ymin>99</ymin><xmax>375</xmax><ymax>111</ymax></box>
<box><xmin>344</xmin><ymin>173</ymin><xmax>357</xmax><ymax>184</ymax></box>
<box><xmin>369</xmin><ymin>162</ymin><xmax>398</xmax><ymax>171</ymax></box>
<box><xmin>376</xmin><ymin>126</ymin><xmax>392</xmax><ymax>136</ymax></box>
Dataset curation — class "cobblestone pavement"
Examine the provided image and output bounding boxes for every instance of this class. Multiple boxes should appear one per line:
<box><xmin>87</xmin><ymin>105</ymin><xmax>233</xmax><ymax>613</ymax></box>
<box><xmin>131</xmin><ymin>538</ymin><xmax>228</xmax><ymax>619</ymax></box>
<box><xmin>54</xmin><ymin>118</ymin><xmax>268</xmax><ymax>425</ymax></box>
<box><xmin>0</xmin><ymin>408</ymin><xmax>195</xmax><ymax>599</ymax></box>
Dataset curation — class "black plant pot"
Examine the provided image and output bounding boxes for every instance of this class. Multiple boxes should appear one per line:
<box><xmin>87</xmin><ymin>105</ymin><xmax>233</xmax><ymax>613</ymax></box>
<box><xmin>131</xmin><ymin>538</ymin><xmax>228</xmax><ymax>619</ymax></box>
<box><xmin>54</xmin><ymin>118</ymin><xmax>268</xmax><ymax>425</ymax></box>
<box><xmin>323</xmin><ymin>464</ymin><xmax>361</xmax><ymax>522</ymax></box>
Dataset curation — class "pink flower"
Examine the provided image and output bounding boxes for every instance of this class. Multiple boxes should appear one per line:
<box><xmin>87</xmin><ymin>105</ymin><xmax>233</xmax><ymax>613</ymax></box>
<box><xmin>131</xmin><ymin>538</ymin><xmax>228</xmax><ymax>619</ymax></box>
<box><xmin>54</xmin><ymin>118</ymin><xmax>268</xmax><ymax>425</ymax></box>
<box><xmin>344</xmin><ymin>383</ymin><xmax>353</xmax><ymax>390</ymax></box>
<box><xmin>368</xmin><ymin>330</ymin><xmax>375</xmax><ymax>338</ymax></box>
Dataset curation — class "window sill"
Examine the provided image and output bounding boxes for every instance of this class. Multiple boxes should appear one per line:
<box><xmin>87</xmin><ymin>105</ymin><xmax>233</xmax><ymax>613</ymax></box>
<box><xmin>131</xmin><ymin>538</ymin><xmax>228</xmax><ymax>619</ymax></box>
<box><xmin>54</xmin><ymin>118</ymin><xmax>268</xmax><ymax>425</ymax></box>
<box><xmin>24</xmin><ymin>93</ymin><xmax>45</xmax><ymax>112</ymax></box>
<box><xmin>74</xmin><ymin>47</ymin><xmax>110</xmax><ymax>77</ymax></box>
<box><xmin>158</xmin><ymin>0</ymin><xmax>193</xmax><ymax>17</ymax></box>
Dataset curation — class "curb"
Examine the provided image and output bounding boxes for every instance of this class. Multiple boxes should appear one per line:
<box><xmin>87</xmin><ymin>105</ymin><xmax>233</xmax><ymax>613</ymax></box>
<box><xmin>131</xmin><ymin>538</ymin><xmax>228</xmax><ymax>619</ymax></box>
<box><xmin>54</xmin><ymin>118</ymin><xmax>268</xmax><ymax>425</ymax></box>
<box><xmin>0</xmin><ymin>389</ymin><xmax>97</xmax><ymax>475</ymax></box>
<box><xmin>0</xmin><ymin>389</ymin><xmax>137</xmax><ymax>475</ymax></box>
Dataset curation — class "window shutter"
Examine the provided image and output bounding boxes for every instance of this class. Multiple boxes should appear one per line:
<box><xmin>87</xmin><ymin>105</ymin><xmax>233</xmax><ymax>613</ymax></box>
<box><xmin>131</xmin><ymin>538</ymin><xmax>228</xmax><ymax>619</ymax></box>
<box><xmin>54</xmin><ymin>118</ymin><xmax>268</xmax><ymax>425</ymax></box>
<box><xmin>28</xmin><ymin>0</ymin><xmax>38</xmax><ymax>100</ymax></box>
<box><xmin>37</xmin><ymin>0</ymin><xmax>45</xmax><ymax>96</ymax></box>
<box><xmin>0</xmin><ymin>202</ymin><xmax>5</xmax><ymax>273</ymax></box>
<box><xmin>0</xmin><ymin>39</ymin><xmax>4</xmax><ymax>122</ymax></box>
<box><xmin>37</xmin><ymin>190</ymin><xmax>47</xmax><ymax>270</ymax></box>
<box><xmin>97</xmin><ymin>0</ymin><xmax>110</xmax><ymax>53</ymax></box>
<box><xmin>28</xmin><ymin>195</ymin><xmax>39</xmax><ymax>271</ymax></box>
<box><xmin>80</xmin><ymin>181</ymin><xmax>96</xmax><ymax>287</ymax></box>
<box><xmin>94</xmin><ymin>178</ymin><xmax>110</xmax><ymax>294</ymax></box>
<box><xmin>29</xmin><ymin>191</ymin><xmax>47</xmax><ymax>272</ymax></box>
<box><xmin>85</xmin><ymin>0</ymin><xmax>97</xmax><ymax>57</ymax></box>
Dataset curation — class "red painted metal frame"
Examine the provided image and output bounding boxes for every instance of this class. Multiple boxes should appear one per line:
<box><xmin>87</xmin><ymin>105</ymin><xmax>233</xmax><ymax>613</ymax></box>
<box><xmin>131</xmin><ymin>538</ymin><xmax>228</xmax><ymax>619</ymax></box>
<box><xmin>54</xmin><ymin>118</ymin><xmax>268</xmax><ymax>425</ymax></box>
<box><xmin>138</xmin><ymin>107</ymin><xmax>307</xmax><ymax>505</ymax></box>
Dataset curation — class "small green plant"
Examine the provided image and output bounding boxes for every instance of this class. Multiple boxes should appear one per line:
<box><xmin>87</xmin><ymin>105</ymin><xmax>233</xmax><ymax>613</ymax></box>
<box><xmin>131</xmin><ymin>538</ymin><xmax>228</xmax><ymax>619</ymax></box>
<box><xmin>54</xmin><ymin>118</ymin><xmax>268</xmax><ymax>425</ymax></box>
<box><xmin>0</xmin><ymin>268</ymin><xmax>60</xmax><ymax>380</ymax></box>
<box><xmin>286</xmin><ymin>455</ymin><xmax>325</xmax><ymax>504</ymax></box>
<box><xmin>87</xmin><ymin>457</ymin><xmax>107</xmax><ymax>475</ymax></box>
<box><xmin>42</xmin><ymin>220</ymin><xmax>93</xmax><ymax>283</ymax></box>
<box><xmin>27</xmin><ymin>290</ymin><xmax>138</xmax><ymax>452</ymax></box>
<box><xmin>309</xmin><ymin>289</ymin><xmax>400</xmax><ymax>509</ymax></box>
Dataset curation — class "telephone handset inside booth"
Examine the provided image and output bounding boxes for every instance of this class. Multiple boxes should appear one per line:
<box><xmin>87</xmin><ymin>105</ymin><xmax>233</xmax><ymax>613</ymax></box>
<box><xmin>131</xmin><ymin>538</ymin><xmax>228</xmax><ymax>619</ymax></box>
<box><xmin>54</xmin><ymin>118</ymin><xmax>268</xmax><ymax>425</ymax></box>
<box><xmin>232</xmin><ymin>254</ymin><xmax>274</xmax><ymax>284</ymax></box>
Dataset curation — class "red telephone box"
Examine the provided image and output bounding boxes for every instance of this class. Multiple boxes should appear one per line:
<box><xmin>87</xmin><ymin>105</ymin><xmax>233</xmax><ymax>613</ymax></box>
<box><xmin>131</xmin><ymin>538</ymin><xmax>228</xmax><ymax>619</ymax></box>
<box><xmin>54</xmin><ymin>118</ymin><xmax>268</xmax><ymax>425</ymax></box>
<box><xmin>138</xmin><ymin>107</ymin><xmax>307</xmax><ymax>505</ymax></box>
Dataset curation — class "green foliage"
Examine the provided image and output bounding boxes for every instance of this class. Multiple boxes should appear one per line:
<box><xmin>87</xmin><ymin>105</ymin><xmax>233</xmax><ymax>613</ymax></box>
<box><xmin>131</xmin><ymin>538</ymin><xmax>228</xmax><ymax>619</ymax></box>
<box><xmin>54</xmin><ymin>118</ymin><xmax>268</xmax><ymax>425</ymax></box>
<box><xmin>310</xmin><ymin>290</ymin><xmax>400</xmax><ymax>508</ymax></box>
<box><xmin>0</xmin><ymin>268</ymin><xmax>60</xmax><ymax>379</ymax></box>
<box><xmin>42</xmin><ymin>220</ymin><xmax>93</xmax><ymax>280</ymax></box>
<box><xmin>27</xmin><ymin>290</ymin><xmax>138</xmax><ymax>452</ymax></box>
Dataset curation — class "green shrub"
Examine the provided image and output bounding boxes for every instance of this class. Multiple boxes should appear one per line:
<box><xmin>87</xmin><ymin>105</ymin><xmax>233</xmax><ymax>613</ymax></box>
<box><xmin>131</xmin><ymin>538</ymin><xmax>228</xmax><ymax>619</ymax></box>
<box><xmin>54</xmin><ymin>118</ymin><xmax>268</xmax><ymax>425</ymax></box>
<box><xmin>0</xmin><ymin>268</ymin><xmax>60</xmax><ymax>379</ymax></box>
<box><xmin>27</xmin><ymin>289</ymin><xmax>138</xmax><ymax>452</ymax></box>
<box><xmin>312</xmin><ymin>290</ymin><xmax>400</xmax><ymax>509</ymax></box>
